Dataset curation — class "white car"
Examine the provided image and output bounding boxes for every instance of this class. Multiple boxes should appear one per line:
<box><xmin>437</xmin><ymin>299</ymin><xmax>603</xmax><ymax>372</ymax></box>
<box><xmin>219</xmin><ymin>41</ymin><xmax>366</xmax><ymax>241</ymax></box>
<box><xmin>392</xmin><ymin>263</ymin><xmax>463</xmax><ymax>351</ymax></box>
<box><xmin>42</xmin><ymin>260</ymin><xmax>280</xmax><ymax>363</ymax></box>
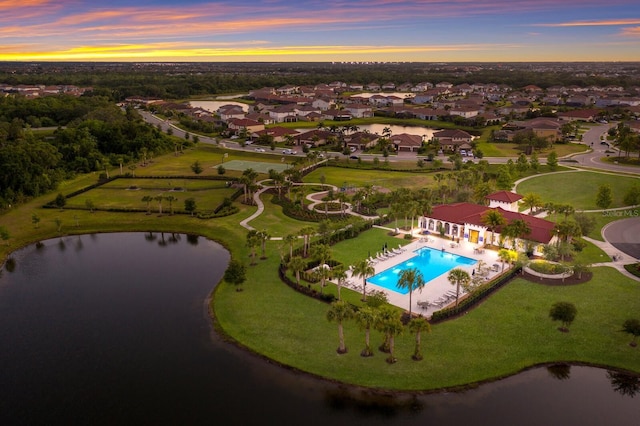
<box><xmin>282</xmin><ymin>149</ymin><xmax>297</xmax><ymax>154</ymax></box>
<box><xmin>254</xmin><ymin>147</ymin><xmax>266</xmax><ymax>152</ymax></box>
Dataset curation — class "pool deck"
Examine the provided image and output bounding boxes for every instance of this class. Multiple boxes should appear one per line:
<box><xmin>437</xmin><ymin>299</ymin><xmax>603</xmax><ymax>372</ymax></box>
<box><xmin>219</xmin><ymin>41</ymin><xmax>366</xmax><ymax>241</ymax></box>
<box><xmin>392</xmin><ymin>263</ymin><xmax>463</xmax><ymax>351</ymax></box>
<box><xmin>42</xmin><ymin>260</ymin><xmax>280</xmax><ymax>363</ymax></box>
<box><xmin>342</xmin><ymin>237</ymin><xmax>507</xmax><ymax>318</ymax></box>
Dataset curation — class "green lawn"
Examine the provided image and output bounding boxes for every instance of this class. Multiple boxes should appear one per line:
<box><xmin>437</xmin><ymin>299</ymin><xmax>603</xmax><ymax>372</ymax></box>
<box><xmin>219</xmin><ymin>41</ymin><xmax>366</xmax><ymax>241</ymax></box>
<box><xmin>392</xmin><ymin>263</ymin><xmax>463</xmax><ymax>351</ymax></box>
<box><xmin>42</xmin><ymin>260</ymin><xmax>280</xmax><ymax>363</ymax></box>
<box><xmin>476</xmin><ymin>142</ymin><xmax>588</xmax><ymax>158</ymax></box>
<box><xmin>3</xmin><ymin>145</ymin><xmax>640</xmax><ymax>392</ymax></box>
<box><xmin>304</xmin><ymin>166</ymin><xmax>435</xmax><ymax>190</ymax></box>
<box><xmin>330</xmin><ymin>227</ymin><xmax>410</xmax><ymax>267</ymax></box>
<box><xmin>516</xmin><ymin>170</ymin><xmax>640</xmax><ymax>211</ymax></box>
<box><xmin>247</xmin><ymin>193</ymin><xmax>317</xmax><ymax>237</ymax></box>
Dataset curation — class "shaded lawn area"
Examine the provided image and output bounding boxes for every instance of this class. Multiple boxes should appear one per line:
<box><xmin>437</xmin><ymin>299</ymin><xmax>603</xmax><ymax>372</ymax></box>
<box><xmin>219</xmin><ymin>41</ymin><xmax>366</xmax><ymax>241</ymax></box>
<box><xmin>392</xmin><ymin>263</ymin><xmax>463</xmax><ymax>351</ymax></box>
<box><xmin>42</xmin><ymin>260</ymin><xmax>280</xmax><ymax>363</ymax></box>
<box><xmin>304</xmin><ymin>166</ymin><xmax>435</xmax><ymax>190</ymax></box>
<box><xmin>516</xmin><ymin>170</ymin><xmax>640</xmax><ymax>211</ymax></box>
<box><xmin>215</xmin><ymin>256</ymin><xmax>640</xmax><ymax>390</ymax></box>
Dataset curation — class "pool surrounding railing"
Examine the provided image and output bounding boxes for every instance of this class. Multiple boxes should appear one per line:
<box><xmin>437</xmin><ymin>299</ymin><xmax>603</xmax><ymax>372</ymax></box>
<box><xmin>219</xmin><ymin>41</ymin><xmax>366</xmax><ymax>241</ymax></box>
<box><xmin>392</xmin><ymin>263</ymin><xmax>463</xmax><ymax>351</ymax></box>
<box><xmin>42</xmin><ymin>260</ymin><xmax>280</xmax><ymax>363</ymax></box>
<box><xmin>367</xmin><ymin>246</ymin><xmax>477</xmax><ymax>294</ymax></box>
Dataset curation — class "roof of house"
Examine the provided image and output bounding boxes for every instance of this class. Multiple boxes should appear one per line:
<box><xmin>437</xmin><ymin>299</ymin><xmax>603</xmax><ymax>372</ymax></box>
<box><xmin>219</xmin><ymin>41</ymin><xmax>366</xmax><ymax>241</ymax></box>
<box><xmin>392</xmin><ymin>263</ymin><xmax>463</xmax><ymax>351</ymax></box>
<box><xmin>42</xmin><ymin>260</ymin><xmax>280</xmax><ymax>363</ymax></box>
<box><xmin>486</xmin><ymin>191</ymin><xmax>523</xmax><ymax>203</ymax></box>
<box><xmin>428</xmin><ymin>202</ymin><xmax>554</xmax><ymax>244</ymax></box>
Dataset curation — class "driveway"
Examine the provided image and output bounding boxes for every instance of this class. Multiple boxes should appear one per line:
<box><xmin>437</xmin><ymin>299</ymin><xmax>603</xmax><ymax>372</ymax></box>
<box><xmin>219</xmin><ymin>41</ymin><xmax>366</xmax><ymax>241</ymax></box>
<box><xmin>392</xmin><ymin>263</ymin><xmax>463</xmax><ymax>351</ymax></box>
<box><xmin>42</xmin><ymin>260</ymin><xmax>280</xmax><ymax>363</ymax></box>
<box><xmin>603</xmin><ymin>216</ymin><xmax>640</xmax><ymax>259</ymax></box>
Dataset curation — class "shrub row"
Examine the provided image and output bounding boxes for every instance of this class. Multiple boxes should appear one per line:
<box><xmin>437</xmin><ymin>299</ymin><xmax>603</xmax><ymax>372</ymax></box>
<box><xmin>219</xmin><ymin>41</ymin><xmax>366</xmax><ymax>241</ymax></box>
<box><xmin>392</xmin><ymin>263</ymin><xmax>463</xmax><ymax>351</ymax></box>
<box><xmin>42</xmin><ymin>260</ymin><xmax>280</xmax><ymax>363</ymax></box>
<box><xmin>278</xmin><ymin>264</ymin><xmax>336</xmax><ymax>303</ymax></box>
<box><xmin>430</xmin><ymin>266</ymin><xmax>522</xmax><ymax>323</ymax></box>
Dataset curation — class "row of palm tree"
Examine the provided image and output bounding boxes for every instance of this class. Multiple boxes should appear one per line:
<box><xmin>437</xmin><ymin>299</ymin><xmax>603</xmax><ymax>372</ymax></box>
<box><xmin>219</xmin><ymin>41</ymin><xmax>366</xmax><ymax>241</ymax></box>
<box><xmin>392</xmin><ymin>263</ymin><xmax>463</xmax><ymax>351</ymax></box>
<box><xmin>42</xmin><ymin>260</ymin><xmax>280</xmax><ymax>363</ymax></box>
<box><xmin>141</xmin><ymin>194</ymin><xmax>178</xmax><ymax>215</ymax></box>
<box><xmin>326</xmin><ymin>301</ymin><xmax>432</xmax><ymax>363</ymax></box>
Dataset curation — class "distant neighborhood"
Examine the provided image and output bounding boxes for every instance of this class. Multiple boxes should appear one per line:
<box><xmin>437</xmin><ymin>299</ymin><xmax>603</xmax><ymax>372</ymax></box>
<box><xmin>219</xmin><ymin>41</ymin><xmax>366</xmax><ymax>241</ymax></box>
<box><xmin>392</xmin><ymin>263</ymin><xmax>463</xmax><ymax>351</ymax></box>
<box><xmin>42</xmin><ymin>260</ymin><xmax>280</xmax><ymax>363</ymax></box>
<box><xmin>123</xmin><ymin>78</ymin><xmax>640</xmax><ymax>154</ymax></box>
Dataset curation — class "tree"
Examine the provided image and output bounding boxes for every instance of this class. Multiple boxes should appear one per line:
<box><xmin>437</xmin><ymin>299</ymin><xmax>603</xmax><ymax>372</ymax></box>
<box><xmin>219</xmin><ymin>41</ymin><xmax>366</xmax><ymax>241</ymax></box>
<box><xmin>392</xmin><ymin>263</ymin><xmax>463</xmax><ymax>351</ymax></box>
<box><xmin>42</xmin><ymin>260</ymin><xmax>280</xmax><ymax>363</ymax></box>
<box><xmin>184</xmin><ymin>198</ymin><xmax>197</xmax><ymax>216</ymax></box>
<box><xmin>521</xmin><ymin>193</ymin><xmax>542</xmax><ymax>215</ymax></box>
<box><xmin>191</xmin><ymin>160</ymin><xmax>203</xmax><ymax>175</ymax></box>
<box><xmin>153</xmin><ymin>195</ymin><xmax>164</xmax><ymax>215</ymax></box>
<box><xmin>623</xmin><ymin>184</ymin><xmax>640</xmax><ymax>206</ymax></box>
<box><xmin>503</xmin><ymin>219</ymin><xmax>531</xmax><ymax>251</ymax></box>
<box><xmin>354</xmin><ymin>306</ymin><xmax>378</xmax><ymax>357</ymax></box>
<box><xmin>481</xmin><ymin>210</ymin><xmax>506</xmax><ymax>246</ymax></box>
<box><xmin>31</xmin><ymin>213</ymin><xmax>41</xmax><ymax>229</ymax></box>
<box><xmin>142</xmin><ymin>195</ymin><xmax>153</xmax><ymax>214</ymax></box>
<box><xmin>377</xmin><ymin>308</ymin><xmax>404</xmax><ymax>364</ymax></box>
<box><xmin>396</xmin><ymin>268</ymin><xmax>425</xmax><ymax>317</ymax></box>
<box><xmin>530</xmin><ymin>151</ymin><xmax>540</xmax><ymax>172</ymax></box>
<box><xmin>224</xmin><ymin>259</ymin><xmax>247</xmax><ymax>291</ymax></box>
<box><xmin>217</xmin><ymin>165</ymin><xmax>226</xmax><ymax>175</ymax></box>
<box><xmin>54</xmin><ymin>193</ymin><xmax>66</xmax><ymax>210</ymax></box>
<box><xmin>283</xmin><ymin>233</ymin><xmax>297</xmax><ymax>259</ymax></box>
<box><xmin>165</xmin><ymin>195</ymin><xmax>178</xmax><ymax>215</ymax></box>
<box><xmin>246</xmin><ymin>230</ymin><xmax>261</xmax><ymax>266</ymax></box>
<box><xmin>495</xmin><ymin>166</ymin><xmax>513</xmax><ymax>190</ymax></box>
<box><xmin>287</xmin><ymin>256</ymin><xmax>306</xmax><ymax>286</ymax></box>
<box><xmin>85</xmin><ymin>199</ymin><xmax>95</xmax><ymax>213</ymax></box>
<box><xmin>546</xmin><ymin>151</ymin><xmax>558</xmax><ymax>170</ymax></box>
<box><xmin>0</xmin><ymin>226</ymin><xmax>9</xmax><ymax>246</ymax></box>
<box><xmin>621</xmin><ymin>319</ymin><xmax>640</xmax><ymax>347</ymax></box>
<box><xmin>326</xmin><ymin>300</ymin><xmax>354</xmax><ymax>354</ymax></box>
<box><xmin>331</xmin><ymin>265</ymin><xmax>348</xmax><ymax>300</ymax></box>
<box><xmin>596</xmin><ymin>184</ymin><xmax>613</xmax><ymax>209</ymax></box>
<box><xmin>549</xmin><ymin>301</ymin><xmax>577</xmax><ymax>332</ymax></box>
<box><xmin>257</xmin><ymin>230</ymin><xmax>270</xmax><ymax>259</ymax></box>
<box><xmin>447</xmin><ymin>268</ymin><xmax>471</xmax><ymax>307</ymax></box>
<box><xmin>311</xmin><ymin>244</ymin><xmax>332</xmax><ymax>293</ymax></box>
<box><xmin>498</xmin><ymin>248</ymin><xmax>515</xmax><ymax>272</ymax></box>
<box><xmin>352</xmin><ymin>258</ymin><xmax>375</xmax><ymax>302</ymax></box>
<box><xmin>407</xmin><ymin>317</ymin><xmax>431</xmax><ymax>361</ymax></box>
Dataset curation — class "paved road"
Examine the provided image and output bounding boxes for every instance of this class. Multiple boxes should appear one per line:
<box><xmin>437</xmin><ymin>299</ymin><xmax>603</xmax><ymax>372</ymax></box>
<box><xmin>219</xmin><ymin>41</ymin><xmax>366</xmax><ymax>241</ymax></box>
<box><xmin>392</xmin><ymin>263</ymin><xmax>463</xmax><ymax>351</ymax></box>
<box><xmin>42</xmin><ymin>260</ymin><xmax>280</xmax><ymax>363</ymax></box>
<box><xmin>603</xmin><ymin>216</ymin><xmax>640</xmax><ymax>259</ymax></box>
<box><xmin>569</xmin><ymin>123</ymin><xmax>640</xmax><ymax>175</ymax></box>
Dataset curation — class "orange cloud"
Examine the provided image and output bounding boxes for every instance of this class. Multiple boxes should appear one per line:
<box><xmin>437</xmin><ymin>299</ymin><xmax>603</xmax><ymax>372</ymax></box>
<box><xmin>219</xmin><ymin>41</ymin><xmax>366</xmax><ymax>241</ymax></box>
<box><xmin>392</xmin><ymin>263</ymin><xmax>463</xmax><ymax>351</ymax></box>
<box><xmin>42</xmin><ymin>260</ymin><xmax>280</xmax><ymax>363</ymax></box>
<box><xmin>534</xmin><ymin>18</ymin><xmax>640</xmax><ymax>27</ymax></box>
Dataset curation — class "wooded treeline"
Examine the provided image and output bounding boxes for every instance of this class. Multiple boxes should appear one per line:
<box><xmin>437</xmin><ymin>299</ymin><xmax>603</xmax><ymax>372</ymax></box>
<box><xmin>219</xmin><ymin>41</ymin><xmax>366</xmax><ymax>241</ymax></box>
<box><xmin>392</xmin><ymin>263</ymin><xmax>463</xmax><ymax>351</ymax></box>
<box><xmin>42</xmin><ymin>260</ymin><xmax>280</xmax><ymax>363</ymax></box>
<box><xmin>0</xmin><ymin>95</ymin><xmax>173</xmax><ymax>208</ymax></box>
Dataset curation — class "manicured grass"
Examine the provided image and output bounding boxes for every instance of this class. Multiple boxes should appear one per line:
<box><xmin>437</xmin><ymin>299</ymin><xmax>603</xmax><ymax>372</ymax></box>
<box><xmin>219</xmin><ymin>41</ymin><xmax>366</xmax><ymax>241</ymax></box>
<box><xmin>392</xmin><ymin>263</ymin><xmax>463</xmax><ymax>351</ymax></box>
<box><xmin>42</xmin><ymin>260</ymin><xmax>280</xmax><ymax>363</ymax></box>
<box><xmin>476</xmin><ymin>142</ymin><xmax>588</xmax><ymax>158</ymax></box>
<box><xmin>216</xmin><ymin>258</ymin><xmax>640</xmax><ymax>390</ymax></box>
<box><xmin>68</xmin><ymin>179</ymin><xmax>236</xmax><ymax>212</ymax></box>
<box><xmin>583</xmin><ymin>208</ymin><xmax>640</xmax><ymax>241</ymax></box>
<box><xmin>516</xmin><ymin>170</ymin><xmax>640</xmax><ymax>211</ymax></box>
<box><xmin>304</xmin><ymin>166</ymin><xmax>435</xmax><ymax>190</ymax></box>
<box><xmin>3</xmin><ymin>146</ymin><xmax>640</xmax><ymax>392</ymax></box>
<box><xmin>247</xmin><ymin>193</ymin><xmax>318</xmax><ymax>237</ymax></box>
<box><xmin>330</xmin><ymin>227</ymin><xmax>410</xmax><ymax>267</ymax></box>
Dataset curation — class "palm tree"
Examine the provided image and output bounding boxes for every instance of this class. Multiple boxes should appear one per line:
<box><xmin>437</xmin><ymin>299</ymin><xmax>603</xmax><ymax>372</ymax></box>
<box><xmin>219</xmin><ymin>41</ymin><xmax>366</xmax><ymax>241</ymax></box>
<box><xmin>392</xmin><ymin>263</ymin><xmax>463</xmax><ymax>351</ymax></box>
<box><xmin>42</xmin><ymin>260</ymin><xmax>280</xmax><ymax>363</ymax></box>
<box><xmin>326</xmin><ymin>300</ymin><xmax>354</xmax><ymax>354</ymax></box>
<box><xmin>407</xmin><ymin>317</ymin><xmax>431</xmax><ymax>361</ymax></box>
<box><xmin>165</xmin><ymin>195</ymin><xmax>178</xmax><ymax>215</ymax></box>
<box><xmin>287</xmin><ymin>256</ymin><xmax>306</xmax><ymax>285</ymax></box>
<box><xmin>312</xmin><ymin>243</ymin><xmax>332</xmax><ymax>292</ymax></box>
<box><xmin>481</xmin><ymin>209</ymin><xmax>505</xmax><ymax>247</ymax></box>
<box><xmin>396</xmin><ymin>268</ymin><xmax>426</xmax><ymax>317</ymax></box>
<box><xmin>498</xmin><ymin>248</ymin><xmax>513</xmax><ymax>272</ymax></box>
<box><xmin>299</xmin><ymin>226</ymin><xmax>316</xmax><ymax>257</ymax></box>
<box><xmin>246</xmin><ymin>231</ymin><xmax>261</xmax><ymax>266</ymax></box>
<box><xmin>283</xmin><ymin>233</ymin><xmax>297</xmax><ymax>259</ymax></box>
<box><xmin>354</xmin><ymin>306</ymin><xmax>378</xmax><ymax>357</ymax></box>
<box><xmin>504</xmin><ymin>219</ymin><xmax>531</xmax><ymax>251</ymax></box>
<box><xmin>257</xmin><ymin>230</ymin><xmax>270</xmax><ymax>259</ymax></box>
<box><xmin>153</xmin><ymin>195</ymin><xmax>164</xmax><ymax>215</ymax></box>
<box><xmin>352</xmin><ymin>258</ymin><xmax>375</xmax><ymax>301</ymax></box>
<box><xmin>141</xmin><ymin>195</ymin><xmax>153</xmax><ymax>214</ymax></box>
<box><xmin>374</xmin><ymin>305</ymin><xmax>396</xmax><ymax>353</ymax></box>
<box><xmin>447</xmin><ymin>268</ymin><xmax>471</xmax><ymax>307</ymax></box>
<box><xmin>331</xmin><ymin>265</ymin><xmax>347</xmax><ymax>300</ymax></box>
<box><xmin>521</xmin><ymin>192</ymin><xmax>543</xmax><ymax>215</ymax></box>
<box><xmin>379</xmin><ymin>310</ymin><xmax>404</xmax><ymax>364</ymax></box>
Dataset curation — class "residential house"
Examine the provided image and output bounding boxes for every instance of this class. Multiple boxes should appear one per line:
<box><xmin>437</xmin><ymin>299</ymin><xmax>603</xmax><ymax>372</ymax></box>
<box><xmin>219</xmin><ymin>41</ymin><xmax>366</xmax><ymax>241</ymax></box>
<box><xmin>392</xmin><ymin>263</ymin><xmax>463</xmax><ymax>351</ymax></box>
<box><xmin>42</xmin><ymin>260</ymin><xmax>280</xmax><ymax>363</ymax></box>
<box><xmin>433</xmin><ymin>129</ymin><xmax>474</xmax><ymax>152</ymax></box>
<box><xmin>391</xmin><ymin>133</ymin><xmax>423</xmax><ymax>152</ymax></box>
<box><xmin>227</xmin><ymin>118</ymin><xmax>265</xmax><ymax>135</ymax></box>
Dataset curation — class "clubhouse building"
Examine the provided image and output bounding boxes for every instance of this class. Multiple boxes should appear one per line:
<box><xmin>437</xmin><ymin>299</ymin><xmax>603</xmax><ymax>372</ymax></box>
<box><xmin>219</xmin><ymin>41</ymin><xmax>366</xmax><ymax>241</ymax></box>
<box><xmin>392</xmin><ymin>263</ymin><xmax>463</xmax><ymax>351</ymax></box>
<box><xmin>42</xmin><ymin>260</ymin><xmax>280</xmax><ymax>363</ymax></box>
<box><xmin>418</xmin><ymin>191</ymin><xmax>556</xmax><ymax>255</ymax></box>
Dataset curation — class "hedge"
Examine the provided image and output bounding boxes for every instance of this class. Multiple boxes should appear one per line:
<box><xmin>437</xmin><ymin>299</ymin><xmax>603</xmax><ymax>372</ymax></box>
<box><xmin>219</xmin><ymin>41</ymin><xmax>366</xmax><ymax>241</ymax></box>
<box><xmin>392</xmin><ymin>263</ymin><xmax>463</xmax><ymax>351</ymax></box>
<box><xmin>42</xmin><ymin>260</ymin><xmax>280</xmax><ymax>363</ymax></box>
<box><xmin>430</xmin><ymin>266</ymin><xmax>522</xmax><ymax>323</ymax></box>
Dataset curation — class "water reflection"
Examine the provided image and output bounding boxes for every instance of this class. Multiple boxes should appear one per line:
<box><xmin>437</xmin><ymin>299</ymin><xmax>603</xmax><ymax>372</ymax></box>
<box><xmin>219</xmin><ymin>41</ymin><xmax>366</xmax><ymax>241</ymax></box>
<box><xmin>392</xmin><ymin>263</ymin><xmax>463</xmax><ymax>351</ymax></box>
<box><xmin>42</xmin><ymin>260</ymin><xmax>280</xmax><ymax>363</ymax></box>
<box><xmin>608</xmin><ymin>370</ymin><xmax>640</xmax><ymax>398</ymax></box>
<box><xmin>547</xmin><ymin>363</ymin><xmax>572</xmax><ymax>381</ymax></box>
<box><xmin>186</xmin><ymin>234</ymin><xmax>199</xmax><ymax>246</ymax></box>
<box><xmin>325</xmin><ymin>387</ymin><xmax>424</xmax><ymax>417</ymax></box>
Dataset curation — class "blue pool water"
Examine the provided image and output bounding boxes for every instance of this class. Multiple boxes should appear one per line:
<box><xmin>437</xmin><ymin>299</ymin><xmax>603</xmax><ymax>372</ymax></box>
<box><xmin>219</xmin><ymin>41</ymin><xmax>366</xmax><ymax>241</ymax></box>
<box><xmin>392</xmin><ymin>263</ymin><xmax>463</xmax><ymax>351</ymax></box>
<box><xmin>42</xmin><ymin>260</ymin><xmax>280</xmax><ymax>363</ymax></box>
<box><xmin>368</xmin><ymin>247</ymin><xmax>477</xmax><ymax>294</ymax></box>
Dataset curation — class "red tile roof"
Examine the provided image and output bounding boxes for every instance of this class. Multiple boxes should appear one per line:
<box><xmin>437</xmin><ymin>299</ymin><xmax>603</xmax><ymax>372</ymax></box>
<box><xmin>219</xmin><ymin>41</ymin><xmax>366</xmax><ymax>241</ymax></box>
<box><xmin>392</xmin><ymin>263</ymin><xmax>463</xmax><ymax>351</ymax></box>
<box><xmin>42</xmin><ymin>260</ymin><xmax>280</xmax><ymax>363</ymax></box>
<box><xmin>429</xmin><ymin>203</ymin><xmax>554</xmax><ymax>244</ymax></box>
<box><xmin>486</xmin><ymin>190</ymin><xmax>523</xmax><ymax>203</ymax></box>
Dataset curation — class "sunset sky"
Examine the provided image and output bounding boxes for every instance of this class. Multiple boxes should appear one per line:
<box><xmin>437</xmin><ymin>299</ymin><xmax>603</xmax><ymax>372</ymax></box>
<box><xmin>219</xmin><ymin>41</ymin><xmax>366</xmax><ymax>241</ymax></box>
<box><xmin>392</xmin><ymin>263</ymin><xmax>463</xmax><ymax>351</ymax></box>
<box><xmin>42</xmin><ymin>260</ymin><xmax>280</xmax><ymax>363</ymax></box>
<box><xmin>1</xmin><ymin>0</ymin><xmax>639</xmax><ymax>62</ymax></box>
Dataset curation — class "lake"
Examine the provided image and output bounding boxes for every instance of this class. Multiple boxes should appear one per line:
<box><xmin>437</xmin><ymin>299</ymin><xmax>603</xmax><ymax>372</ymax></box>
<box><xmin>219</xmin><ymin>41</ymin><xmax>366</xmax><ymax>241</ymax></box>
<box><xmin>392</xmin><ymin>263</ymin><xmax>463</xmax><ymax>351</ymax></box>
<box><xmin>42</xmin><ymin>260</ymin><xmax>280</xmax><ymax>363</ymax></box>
<box><xmin>1</xmin><ymin>233</ymin><xmax>638</xmax><ymax>425</ymax></box>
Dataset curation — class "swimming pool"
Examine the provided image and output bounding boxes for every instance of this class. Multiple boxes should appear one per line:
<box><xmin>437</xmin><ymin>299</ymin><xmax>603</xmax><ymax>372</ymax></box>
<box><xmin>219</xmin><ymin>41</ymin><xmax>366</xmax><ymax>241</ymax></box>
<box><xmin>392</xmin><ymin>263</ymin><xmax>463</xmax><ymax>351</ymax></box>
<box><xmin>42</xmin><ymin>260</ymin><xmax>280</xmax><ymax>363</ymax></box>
<box><xmin>367</xmin><ymin>247</ymin><xmax>477</xmax><ymax>294</ymax></box>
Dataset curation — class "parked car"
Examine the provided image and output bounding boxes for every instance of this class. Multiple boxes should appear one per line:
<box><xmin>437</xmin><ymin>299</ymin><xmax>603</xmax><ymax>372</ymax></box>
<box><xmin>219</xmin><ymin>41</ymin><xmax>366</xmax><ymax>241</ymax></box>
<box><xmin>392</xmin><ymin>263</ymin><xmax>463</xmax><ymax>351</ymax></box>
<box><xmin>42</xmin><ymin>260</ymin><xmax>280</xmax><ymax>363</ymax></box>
<box><xmin>349</xmin><ymin>155</ymin><xmax>359</xmax><ymax>160</ymax></box>
<box><xmin>600</xmin><ymin>141</ymin><xmax>609</xmax><ymax>146</ymax></box>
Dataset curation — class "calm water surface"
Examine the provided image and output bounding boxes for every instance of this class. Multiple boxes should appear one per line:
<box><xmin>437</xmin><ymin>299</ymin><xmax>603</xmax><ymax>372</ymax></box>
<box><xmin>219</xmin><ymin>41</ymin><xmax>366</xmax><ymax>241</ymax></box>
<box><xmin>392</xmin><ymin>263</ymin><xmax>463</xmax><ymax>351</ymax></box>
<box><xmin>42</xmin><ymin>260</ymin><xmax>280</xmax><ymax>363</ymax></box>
<box><xmin>1</xmin><ymin>233</ymin><xmax>638</xmax><ymax>425</ymax></box>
